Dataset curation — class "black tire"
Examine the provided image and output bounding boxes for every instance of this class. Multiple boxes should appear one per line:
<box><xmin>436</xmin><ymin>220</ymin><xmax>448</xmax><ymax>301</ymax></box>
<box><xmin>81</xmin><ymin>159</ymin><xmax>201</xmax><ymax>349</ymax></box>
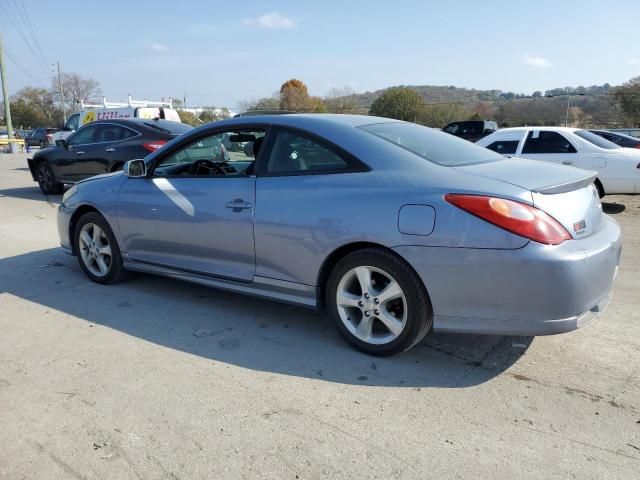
<box><xmin>36</xmin><ymin>161</ymin><xmax>64</xmax><ymax>195</ymax></box>
<box><xmin>594</xmin><ymin>179</ymin><xmax>605</xmax><ymax>199</ymax></box>
<box><xmin>326</xmin><ymin>248</ymin><xmax>432</xmax><ymax>356</ymax></box>
<box><xmin>73</xmin><ymin>212</ymin><xmax>126</xmax><ymax>284</ymax></box>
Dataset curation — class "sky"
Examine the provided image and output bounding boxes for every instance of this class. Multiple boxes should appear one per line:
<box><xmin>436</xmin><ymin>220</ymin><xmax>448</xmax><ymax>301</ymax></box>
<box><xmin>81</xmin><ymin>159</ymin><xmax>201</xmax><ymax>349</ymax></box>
<box><xmin>1</xmin><ymin>0</ymin><xmax>639</xmax><ymax>109</ymax></box>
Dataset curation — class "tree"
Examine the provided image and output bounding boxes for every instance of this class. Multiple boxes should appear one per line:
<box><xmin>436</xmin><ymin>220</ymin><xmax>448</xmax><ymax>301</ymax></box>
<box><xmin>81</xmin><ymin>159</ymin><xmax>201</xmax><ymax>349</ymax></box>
<box><xmin>614</xmin><ymin>76</ymin><xmax>640</xmax><ymax>126</ymax></box>
<box><xmin>417</xmin><ymin>103</ymin><xmax>471</xmax><ymax>128</ymax></box>
<box><xmin>280</xmin><ymin>79</ymin><xmax>312</xmax><ymax>111</ymax></box>
<box><xmin>325</xmin><ymin>86</ymin><xmax>362</xmax><ymax>114</ymax></box>
<box><xmin>199</xmin><ymin>108</ymin><xmax>231</xmax><ymax>123</ymax></box>
<box><xmin>177</xmin><ymin>110</ymin><xmax>201</xmax><ymax>126</ymax></box>
<box><xmin>369</xmin><ymin>86</ymin><xmax>422</xmax><ymax>121</ymax></box>
<box><xmin>6</xmin><ymin>87</ymin><xmax>62</xmax><ymax>128</ymax></box>
<box><xmin>51</xmin><ymin>72</ymin><xmax>101</xmax><ymax>112</ymax></box>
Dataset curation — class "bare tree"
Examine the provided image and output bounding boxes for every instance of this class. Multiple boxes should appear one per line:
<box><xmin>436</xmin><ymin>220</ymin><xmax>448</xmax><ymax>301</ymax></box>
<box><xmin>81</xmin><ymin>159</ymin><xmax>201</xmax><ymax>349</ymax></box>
<box><xmin>325</xmin><ymin>86</ymin><xmax>362</xmax><ymax>114</ymax></box>
<box><xmin>51</xmin><ymin>73</ymin><xmax>101</xmax><ymax>111</ymax></box>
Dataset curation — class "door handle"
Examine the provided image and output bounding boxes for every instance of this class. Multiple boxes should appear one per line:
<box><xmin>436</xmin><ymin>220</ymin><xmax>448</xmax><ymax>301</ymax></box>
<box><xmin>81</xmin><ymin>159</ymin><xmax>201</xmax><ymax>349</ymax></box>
<box><xmin>76</xmin><ymin>151</ymin><xmax>85</xmax><ymax>155</ymax></box>
<box><xmin>225</xmin><ymin>199</ymin><xmax>252</xmax><ymax>212</ymax></box>
<box><xmin>562</xmin><ymin>161</ymin><xmax>573</xmax><ymax>165</ymax></box>
<box><xmin>105</xmin><ymin>148</ymin><xmax>115</xmax><ymax>152</ymax></box>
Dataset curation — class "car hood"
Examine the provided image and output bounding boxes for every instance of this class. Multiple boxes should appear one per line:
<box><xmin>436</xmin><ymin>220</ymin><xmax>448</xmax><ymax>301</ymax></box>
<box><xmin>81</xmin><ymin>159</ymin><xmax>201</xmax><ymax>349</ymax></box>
<box><xmin>454</xmin><ymin>157</ymin><xmax>597</xmax><ymax>195</ymax></box>
<box><xmin>77</xmin><ymin>171</ymin><xmax>123</xmax><ymax>185</ymax></box>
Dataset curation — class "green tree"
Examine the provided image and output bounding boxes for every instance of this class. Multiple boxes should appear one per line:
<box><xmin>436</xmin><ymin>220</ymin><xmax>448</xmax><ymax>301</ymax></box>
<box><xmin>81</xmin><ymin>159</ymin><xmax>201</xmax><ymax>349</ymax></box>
<box><xmin>199</xmin><ymin>108</ymin><xmax>231</xmax><ymax>123</ymax></box>
<box><xmin>614</xmin><ymin>76</ymin><xmax>640</xmax><ymax>126</ymax></box>
<box><xmin>369</xmin><ymin>87</ymin><xmax>422</xmax><ymax>121</ymax></box>
<box><xmin>177</xmin><ymin>110</ymin><xmax>201</xmax><ymax>126</ymax></box>
<box><xmin>6</xmin><ymin>87</ymin><xmax>62</xmax><ymax>128</ymax></box>
<box><xmin>416</xmin><ymin>103</ymin><xmax>471</xmax><ymax>128</ymax></box>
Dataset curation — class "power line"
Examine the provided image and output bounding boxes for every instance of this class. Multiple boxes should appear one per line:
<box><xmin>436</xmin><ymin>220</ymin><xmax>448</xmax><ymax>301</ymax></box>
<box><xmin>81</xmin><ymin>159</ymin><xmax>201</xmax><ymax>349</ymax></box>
<box><xmin>0</xmin><ymin>0</ymin><xmax>51</xmax><ymax>74</ymax></box>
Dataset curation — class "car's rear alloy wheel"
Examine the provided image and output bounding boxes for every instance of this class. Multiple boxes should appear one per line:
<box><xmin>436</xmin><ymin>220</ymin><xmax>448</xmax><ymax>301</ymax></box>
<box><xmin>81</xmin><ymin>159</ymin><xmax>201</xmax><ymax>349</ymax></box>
<box><xmin>327</xmin><ymin>248</ymin><xmax>432</xmax><ymax>356</ymax></box>
<box><xmin>36</xmin><ymin>161</ymin><xmax>63</xmax><ymax>194</ymax></box>
<box><xmin>74</xmin><ymin>212</ymin><xmax>125</xmax><ymax>284</ymax></box>
<box><xmin>337</xmin><ymin>266</ymin><xmax>408</xmax><ymax>345</ymax></box>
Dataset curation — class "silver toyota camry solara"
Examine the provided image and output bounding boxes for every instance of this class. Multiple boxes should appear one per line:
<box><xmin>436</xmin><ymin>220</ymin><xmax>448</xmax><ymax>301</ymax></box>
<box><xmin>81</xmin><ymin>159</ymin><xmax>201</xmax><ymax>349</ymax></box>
<box><xmin>57</xmin><ymin>114</ymin><xmax>622</xmax><ymax>356</ymax></box>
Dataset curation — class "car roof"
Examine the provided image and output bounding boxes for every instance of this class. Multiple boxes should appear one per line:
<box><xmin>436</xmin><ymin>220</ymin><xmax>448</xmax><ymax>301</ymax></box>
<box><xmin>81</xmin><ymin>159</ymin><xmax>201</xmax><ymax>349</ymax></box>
<box><xmin>211</xmin><ymin>113</ymin><xmax>400</xmax><ymax>130</ymax></box>
<box><xmin>496</xmin><ymin>126</ymin><xmax>581</xmax><ymax>133</ymax></box>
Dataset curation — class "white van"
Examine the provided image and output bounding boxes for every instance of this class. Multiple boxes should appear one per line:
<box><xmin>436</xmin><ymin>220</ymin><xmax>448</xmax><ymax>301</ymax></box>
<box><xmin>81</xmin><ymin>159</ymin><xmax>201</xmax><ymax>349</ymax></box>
<box><xmin>52</xmin><ymin>96</ymin><xmax>181</xmax><ymax>144</ymax></box>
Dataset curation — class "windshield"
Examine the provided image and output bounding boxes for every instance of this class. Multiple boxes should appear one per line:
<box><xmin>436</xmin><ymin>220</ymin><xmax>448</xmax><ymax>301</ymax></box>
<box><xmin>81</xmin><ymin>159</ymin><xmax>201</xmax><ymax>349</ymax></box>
<box><xmin>359</xmin><ymin>122</ymin><xmax>503</xmax><ymax>166</ymax></box>
<box><xmin>574</xmin><ymin>130</ymin><xmax>619</xmax><ymax>150</ymax></box>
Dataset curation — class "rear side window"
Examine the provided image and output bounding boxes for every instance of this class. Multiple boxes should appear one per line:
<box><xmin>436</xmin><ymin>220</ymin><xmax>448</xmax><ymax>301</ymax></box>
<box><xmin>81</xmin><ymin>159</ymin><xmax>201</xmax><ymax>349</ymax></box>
<box><xmin>522</xmin><ymin>131</ymin><xmax>577</xmax><ymax>154</ymax></box>
<box><xmin>486</xmin><ymin>140</ymin><xmax>519</xmax><ymax>155</ymax></box>
<box><xmin>94</xmin><ymin>125</ymin><xmax>138</xmax><ymax>143</ymax></box>
<box><xmin>264</xmin><ymin>130</ymin><xmax>352</xmax><ymax>174</ymax></box>
<box><xmin>360</xmin><ymin>122</ymin><xmax>503</xmax><ymax>166</ymax></box>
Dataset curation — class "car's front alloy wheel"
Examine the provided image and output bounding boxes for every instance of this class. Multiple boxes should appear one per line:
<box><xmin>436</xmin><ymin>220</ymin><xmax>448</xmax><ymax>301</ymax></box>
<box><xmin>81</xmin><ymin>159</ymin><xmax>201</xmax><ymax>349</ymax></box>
<box><xmin>74</xmin><ymin>212</ymin><xmax>126</xmax><ymax>284</ymax></box>
<box><xmin>36</xmin><ymin>161</ymin><xmax>63</xmax><ymax>194</ymax></box>
<box><xmin>79</xmin><ymin>223</ymin><xmax>112</xmax><ymax>278</ymax></box>
<box><xmin>327</xmin><ymin>248</ymin><xmax>432</xmax><ymax>356</ymax></box>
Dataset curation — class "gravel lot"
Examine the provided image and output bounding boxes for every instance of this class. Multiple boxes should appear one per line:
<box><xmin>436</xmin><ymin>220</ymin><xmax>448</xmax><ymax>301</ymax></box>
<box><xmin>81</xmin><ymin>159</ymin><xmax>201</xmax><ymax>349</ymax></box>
<box><xmin>1</xmin><ymin>152</ymin><xmax>639</xmax><ymax>479</ymax></box>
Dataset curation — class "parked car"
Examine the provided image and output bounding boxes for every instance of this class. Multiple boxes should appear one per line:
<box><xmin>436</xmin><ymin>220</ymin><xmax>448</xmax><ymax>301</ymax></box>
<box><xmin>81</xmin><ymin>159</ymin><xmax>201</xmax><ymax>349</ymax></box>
<box><xmin>57</xmin><ymin>114</ymin><xmax>621</xmax><ymax>356</ymax></box>
<box><xmin>442</xmin><ymin>120</ymin><xmax>498</xmax><ymax>142</ymax></box>
<box><xmin>25</xmin><ymin>128</ymin><xmax>59</xmax><ymax>148</ymax></box>
<box><xmin>589</xmin><ymin>129</ymin><xmax>640</xmax><ymax>149</ymax></box>
<box><xmin>27</xmin><ymin>119</ymin><xmax>192</xmax><ymax>194</ymax></box>
<box><xmin>476</xmin><ymin>127</ymin><xmax>640</xmax><ymax>197</ymax></box>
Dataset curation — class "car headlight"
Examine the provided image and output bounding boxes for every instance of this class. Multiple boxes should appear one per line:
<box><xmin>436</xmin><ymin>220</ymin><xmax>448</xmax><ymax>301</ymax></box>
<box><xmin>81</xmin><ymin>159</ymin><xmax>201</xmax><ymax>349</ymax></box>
<box><xmin>62</xmin><ymin>185</ymin><xmax>78</xmax><ymax>203</ymax></box>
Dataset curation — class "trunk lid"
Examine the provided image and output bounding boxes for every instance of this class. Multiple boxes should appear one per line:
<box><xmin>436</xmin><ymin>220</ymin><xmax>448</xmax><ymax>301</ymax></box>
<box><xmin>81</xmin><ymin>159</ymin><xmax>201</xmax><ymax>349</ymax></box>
<box><xmin>455</xmin><ymin>157</ymin><xmax>604</xmax><ymax>239</ymax></box>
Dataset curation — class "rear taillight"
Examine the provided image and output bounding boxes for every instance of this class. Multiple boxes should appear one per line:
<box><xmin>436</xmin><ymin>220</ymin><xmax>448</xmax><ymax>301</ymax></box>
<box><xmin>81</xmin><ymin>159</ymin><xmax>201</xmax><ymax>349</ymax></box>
<box><xmin>46</xmin><ymin>134</ymin><xmax>52</xmax><ymax>140</ymax></box>
<box><xmin>142</xmin><ymin>140</ymin><xmax>167</xmax><ymax>152</ymax></box>
<box><xmin>445</xmin><ymin>194</ymin><xmax>571</xmax><ymax>245</ymax></box>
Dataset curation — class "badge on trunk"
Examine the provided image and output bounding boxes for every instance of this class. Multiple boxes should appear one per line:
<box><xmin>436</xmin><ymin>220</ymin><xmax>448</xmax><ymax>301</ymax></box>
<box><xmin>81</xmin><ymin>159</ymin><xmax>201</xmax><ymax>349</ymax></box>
<box><xmin>573</xmin><ymin>219</ymin><xmax>586</xmax><ymax>233</ymax></box>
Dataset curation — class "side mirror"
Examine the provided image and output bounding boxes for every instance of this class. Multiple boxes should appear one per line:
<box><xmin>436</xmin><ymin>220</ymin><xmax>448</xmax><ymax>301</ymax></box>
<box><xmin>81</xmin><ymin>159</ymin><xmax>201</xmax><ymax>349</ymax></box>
<box><xmin>123</xmin><ymin>159</ymin><xmax>147</xmax><ymax>178</ymax></box>
<box><xmin>55</xmin><ymin>139</ymin><xmax>66</xmax><ymax>147</ymax></box>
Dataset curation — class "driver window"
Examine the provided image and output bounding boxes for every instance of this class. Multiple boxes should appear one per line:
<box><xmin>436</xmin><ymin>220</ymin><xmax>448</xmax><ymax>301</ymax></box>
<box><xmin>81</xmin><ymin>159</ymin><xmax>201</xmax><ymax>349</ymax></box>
<box><xmin>153</xmin><ymin>129</ymin><xmax>266</xmax><ymax>177</ymax></box>
<box><xmin>67</xmin><ymin>125</ymin><xmax>98</xmax><ymax>146</ymax></box>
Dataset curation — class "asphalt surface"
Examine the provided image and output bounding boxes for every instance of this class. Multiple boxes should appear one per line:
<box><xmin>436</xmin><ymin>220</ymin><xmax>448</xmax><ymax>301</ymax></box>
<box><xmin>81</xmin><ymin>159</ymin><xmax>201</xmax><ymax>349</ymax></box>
<box><xmin>1</xmin><ymin>152</ymin><xmax>638</xmax><ymax>479</ymax></box>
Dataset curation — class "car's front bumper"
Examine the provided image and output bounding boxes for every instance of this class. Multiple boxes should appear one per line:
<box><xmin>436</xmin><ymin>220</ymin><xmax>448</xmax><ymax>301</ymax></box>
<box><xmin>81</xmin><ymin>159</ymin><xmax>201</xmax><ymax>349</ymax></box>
<box><xmin>57</xmin><ymin>203</ymin><xmax>74</xmax><ymax>255</ymax></box>
<box><xmin>393</xmin><ymin>216</ymin><xmax>622</xmax><ymax>336</ymax></box>
<box><xmin>26</xmin><ymin>158</ymin><xmax>37</xmax><ymax>181</ymax></box>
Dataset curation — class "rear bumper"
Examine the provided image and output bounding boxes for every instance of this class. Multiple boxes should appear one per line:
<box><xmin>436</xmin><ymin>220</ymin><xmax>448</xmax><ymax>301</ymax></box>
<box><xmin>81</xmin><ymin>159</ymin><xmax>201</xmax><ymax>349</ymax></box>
<box><xmin>393</xmin><ymin>216</ymin><xmax>622</xmax><ymax>336</ymax></box>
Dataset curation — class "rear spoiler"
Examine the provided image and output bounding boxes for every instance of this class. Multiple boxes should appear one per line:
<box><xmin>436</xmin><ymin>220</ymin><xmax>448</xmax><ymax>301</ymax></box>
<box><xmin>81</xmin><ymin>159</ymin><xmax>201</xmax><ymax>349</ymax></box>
<box><xmin>531</xmin><ymin>171</ymin><xmax>598</xmax><ymax>195</ymax></box>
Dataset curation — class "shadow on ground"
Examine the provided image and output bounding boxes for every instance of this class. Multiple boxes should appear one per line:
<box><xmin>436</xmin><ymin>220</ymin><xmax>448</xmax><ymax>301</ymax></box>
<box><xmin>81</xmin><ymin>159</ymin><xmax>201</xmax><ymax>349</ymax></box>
<box><xmin>602</xmin><ymin>202</ymin><xmax>626</xmax><ymax>214</ymax></box>
<box><xmin>0</xmin><ymin>186</ymin><xmax>63</xmax><ymax>204</ymax></box>
<box><xmin>1</xmin><ymin>248</ymin><xmax>533</xmax><ymax>388</ymax></box>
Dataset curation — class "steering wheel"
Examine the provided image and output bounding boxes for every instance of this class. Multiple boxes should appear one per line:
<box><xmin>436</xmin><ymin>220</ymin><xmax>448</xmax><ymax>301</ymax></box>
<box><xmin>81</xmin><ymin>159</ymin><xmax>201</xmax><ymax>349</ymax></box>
<box><xmin>189</xmin><ymin>159</ymin><xmax>224</xmax><ymax>176</ymax></box>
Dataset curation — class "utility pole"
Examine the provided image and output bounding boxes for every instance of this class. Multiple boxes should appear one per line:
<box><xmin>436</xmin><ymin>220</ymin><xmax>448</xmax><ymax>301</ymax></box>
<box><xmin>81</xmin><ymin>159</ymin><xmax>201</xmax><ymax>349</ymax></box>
<box><xmin>56</xmin><ymin>61</ymin><xmax>67</xmax><ymax>124</ymax></box>
<box><xmin>183</xmin><ymin>92</ymin><xmax>187</xmax><ymax>111</ymax></box>
<box><xmin>565</xmin><ymin>93</ymin><xmax>571</xmax><ymax>127</ymax></box>
<box><xmin>0</xmin><ymin>33</ymin><xmax>18</xmax><ymax>153</ymax></box>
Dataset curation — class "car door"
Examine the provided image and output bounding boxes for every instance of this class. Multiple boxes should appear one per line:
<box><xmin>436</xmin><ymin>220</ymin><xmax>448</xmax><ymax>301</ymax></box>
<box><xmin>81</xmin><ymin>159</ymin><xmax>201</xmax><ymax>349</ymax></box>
<box><xmin>520</xmin><ymin>130</ymin><xmax>580</xmax><ymax>167</ymax></box>
<box><xmin>117</xmin><ymin>127</ymin><xmax>267</xmax><ymax>281</ymax></box>
<box><xmin>55</xmin><ymin>124</ymin><xmax>100</xmax><ymax>181</ymax></box>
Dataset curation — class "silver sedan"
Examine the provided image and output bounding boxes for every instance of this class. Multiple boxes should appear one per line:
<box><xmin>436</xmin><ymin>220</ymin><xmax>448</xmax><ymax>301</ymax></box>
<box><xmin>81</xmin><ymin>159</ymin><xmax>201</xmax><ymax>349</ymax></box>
<box><xmin>57</xmin><ymin>114</ymin><xmax>621</xmax><ymax>355</ymax></box>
